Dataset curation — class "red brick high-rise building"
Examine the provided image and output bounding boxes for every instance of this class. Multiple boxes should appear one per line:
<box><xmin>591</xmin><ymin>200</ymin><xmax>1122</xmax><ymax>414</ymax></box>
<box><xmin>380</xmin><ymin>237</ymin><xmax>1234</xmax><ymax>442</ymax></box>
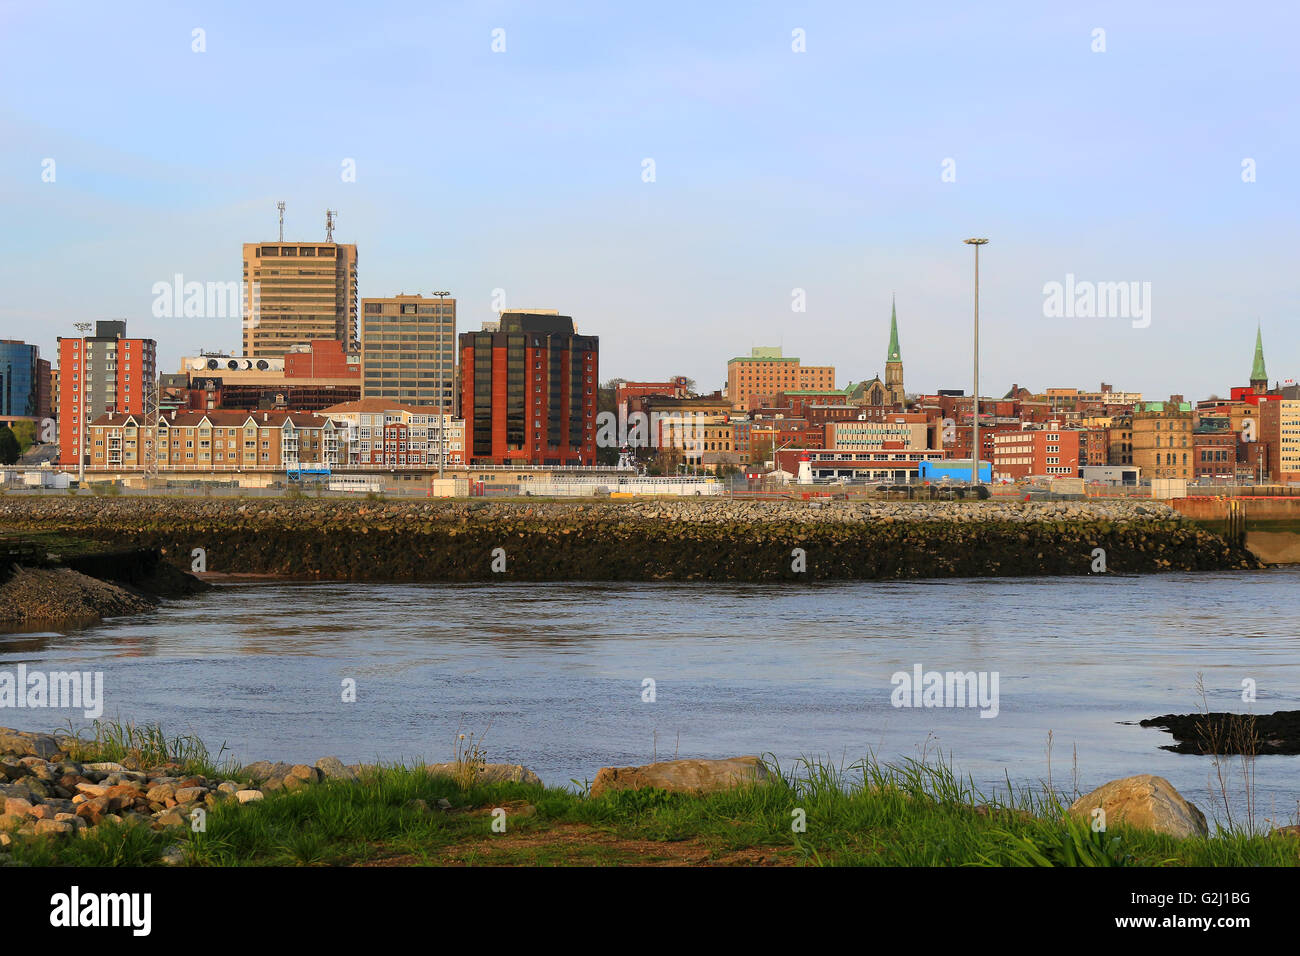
<box><xmin>459</xmin><ymin>310</ymin><xmax>598</xmax><ymax>465</ymax></box>
<box><xmin>56</xmin><ymin>320</ymin><xmax>157</xmax><ymax>467</ymax></box>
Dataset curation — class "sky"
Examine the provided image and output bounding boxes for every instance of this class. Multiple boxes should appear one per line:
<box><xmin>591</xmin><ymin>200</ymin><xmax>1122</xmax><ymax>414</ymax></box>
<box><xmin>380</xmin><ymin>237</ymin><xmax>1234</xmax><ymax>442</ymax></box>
<box><xmin>1</xmin><ymin>0</ymin><xmax>1296</xmax><ymax>400</ymax></box>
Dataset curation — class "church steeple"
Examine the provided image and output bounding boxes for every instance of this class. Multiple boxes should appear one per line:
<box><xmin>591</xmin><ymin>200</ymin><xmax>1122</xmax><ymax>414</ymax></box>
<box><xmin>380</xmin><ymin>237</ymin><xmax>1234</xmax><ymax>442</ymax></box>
<box><xmin>1250</xmin><ymin>323</ymin><xmax>1268</xmax><ymax>393</ymax></box>
<box><xmin>887</xmin><ymin>295</ymin><xmax>901</xmax><ymax>363</ymax></box>
<box><xmin>884</xmin><ymin>295</ymin><xmax>904</xmax><ymax>405</ymax></box>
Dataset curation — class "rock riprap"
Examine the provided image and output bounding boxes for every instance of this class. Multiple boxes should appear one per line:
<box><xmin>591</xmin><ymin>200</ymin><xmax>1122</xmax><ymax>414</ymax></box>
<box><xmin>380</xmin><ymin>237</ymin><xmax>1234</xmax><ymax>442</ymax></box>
<box><xmin>0</xmin><ymin>495</ymin><xmax>1259</xmax><ymax>582</ymax></box>
<box><xmin>0</xmin><ymin>729</ymin><xmax>390</xmax><ymax>846</ymax></box>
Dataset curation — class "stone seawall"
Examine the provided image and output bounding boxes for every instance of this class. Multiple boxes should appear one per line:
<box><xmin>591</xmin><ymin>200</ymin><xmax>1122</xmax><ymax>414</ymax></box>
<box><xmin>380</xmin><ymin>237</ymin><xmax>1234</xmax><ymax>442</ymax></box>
<box><xmin>1170</xmin><ymin>496</ymin><xmax>1300</xmax><ymax>564</ymax></box>
<box><xmin>0</xmin><ymin>497</ymin><xmax>1261</xmax><ymax>582</ymax></box>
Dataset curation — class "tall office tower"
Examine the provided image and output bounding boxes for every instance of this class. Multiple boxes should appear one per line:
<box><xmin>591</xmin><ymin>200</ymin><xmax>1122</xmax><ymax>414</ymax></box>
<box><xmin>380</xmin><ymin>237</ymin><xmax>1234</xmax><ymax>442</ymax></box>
<box><xmin>459</xmin><ymin>310</ymin><xmax>598</xmax><ymax>465</ymax></box>
<box><xmin>56</xmin><ymin>320</ymin><xmax>157</xmax><ymax>467</ymax></box>
<box><xmin>0</xmin><ymin>339</ymin><xmax>42</xmax><ymax>420</ymax></box>
<box><xmin>241</xmin><ymin>236</ymin><xmax>358</xmax><ymax>358</ymax></box>
<box><xmin>359</xmin><ymin>293</ymin><xmax>457</xmax><ymax>409</ymax></box>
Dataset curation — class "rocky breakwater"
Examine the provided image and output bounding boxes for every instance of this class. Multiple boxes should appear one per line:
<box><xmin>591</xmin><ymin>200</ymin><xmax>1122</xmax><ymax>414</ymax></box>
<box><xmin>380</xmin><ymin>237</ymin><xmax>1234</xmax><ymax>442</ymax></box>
<box><xmin>0</xmin><ymin>540</ymin><xmax>209</xmax><ymax>626</ymax></box>
<box><xmin>0</xmin><ymin>729</ymin><xmax>262</xmax><ymax>852</ymax></box>
<box><xmin>0</xmin><ymin>496</ymin><xmax>1262</xmax><ymax>583</ymax></box>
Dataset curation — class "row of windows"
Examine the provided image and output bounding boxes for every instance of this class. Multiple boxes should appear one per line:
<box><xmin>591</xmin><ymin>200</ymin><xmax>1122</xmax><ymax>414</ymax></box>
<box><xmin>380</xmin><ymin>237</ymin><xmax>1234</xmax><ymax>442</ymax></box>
<box><xmin>257</xmin><ymin>246</ymin><xmax>339</xmax><ymax>257</ymax></box>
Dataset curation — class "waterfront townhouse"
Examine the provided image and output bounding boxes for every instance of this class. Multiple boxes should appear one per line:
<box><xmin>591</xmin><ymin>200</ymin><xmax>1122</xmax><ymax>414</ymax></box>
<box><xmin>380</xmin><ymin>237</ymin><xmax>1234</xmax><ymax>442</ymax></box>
<box><xmin>319</xmin><ymin>398</ymin><xmax>464</xmax><ymax>468</ymax></box>
<box><xmin>87</xmin><ymin>409</ymin><xmax>339</xmax><ymax>472</ymax></box>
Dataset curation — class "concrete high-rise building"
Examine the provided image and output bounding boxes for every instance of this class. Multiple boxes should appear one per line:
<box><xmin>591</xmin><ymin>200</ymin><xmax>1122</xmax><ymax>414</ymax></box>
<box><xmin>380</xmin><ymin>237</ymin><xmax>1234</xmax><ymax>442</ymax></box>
<box><xmin>241</xmin><ymin>240</ymin><xmax>358</xmax><ymax>357</ymax></box>
<box><xmin>56</xmin><ymin>320</ymin><xmax>157</xmax><ymax>467</ymax></box>
<box><xmin>459</xmin><ymin>310</ymin><xmax>598</xmax><ymax>465</ymax></box>
<box><xmin>359</xmin><ymin>293</ymin><xmax>457</xmax><ymax>409</ymax></box>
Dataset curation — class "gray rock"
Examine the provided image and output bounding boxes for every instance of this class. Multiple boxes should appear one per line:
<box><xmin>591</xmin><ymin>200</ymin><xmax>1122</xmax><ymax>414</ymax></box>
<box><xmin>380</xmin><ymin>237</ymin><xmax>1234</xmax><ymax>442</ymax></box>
<box><xmin>0</xmin><ymin>729</ymin><xmax>64</xmax><ymax>760</ymax></box>
<box><xmin>241</xmin><ymin>760</ymin><xmax>293</xmax><ymax>782</ymax></box>
<box><xmin>314</xmin><ymin>756</ymin><xmax>356</xmax><ymax>781</ymax></box>
<box><xmin>159</xmin><ymin>845</ymin><xmax>187</xmax><ymax>865</ymax></box>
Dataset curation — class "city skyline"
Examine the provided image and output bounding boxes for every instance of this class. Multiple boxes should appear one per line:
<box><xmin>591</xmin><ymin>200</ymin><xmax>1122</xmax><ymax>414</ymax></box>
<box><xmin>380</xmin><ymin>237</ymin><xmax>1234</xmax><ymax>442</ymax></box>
<box><xmin>2</xmin><ymin>1</ymin><xmax>1297</xmax><ymax>400</ymax></box>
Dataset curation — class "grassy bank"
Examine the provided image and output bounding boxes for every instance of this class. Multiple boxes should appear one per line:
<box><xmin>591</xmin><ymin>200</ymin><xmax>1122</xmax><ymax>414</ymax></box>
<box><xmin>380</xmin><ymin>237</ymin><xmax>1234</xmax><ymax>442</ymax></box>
<box><xmin>5</xmin><ymin>723</ymin><xmax>1297</xmax><ymax>867</ymax></box>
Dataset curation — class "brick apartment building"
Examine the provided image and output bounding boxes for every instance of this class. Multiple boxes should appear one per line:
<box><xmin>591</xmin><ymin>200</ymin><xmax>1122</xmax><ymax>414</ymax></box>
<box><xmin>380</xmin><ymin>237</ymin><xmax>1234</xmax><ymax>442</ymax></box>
<box><xmin>616</xmin><ymin>378</ymin><xmax>691</xmax><ymax>415</ymax></box>
<box><xmin>1192</xmin><ymin>421</ymin><xmax>1239</xmax><ymax>480</ymax></box>
<box><xmin>320</xmin><ymin>398</ymin><xmax>464</xmax><ymax>467</ymax></box>
<box><xmin>1131</xmin><ymin>397</ymin><xmax>1194</xmax><ymax>480</ymax></box>
<box><xmin>991</xmin><ymin>426</ymin><xmax>1081</xmax><ymax>479</ymax></box>
<box><xmin>57</xmin><ymin>320</ymin><xmax>157</xmax><ymax>467</ymax></box>
<box><xmin>726</xmin><ymin>347</ymin><xmax>834</xmax><ymax>412</ymax></box>
<box><xmin>87</xmin><ymin>409</ymin><xmax>339</xmax><ymax>472</ymax></box>
<box><xmin>459</xmin><ymin>310</ymin><xmax>598</xmax><ymax>465</ymax></box>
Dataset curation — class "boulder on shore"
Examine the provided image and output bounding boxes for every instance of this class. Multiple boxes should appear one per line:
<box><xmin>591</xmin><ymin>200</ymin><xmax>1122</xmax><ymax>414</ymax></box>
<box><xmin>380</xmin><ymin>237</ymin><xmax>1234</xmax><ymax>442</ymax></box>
<box><xmin>589</xmin><ymin>756</ymin><xmax>771</xmax><ymax>798</ymax></box>
<box><xmin>1067</xmin><ymin>774</ymin><xmax>1209</xmax><ymax>838</ymax></box>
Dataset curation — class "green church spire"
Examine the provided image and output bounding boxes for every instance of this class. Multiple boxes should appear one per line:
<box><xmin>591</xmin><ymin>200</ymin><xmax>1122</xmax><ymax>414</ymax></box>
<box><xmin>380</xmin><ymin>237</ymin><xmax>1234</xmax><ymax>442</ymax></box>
<box><xmin>1251</xmin><ymin>323</ymin><xmax>1268</xmax><ymax>384</ymax></box>
<box><xmin>887</xmin><ymin>295</ymin><xmax>901</xmax><ymax>363</ymax></box>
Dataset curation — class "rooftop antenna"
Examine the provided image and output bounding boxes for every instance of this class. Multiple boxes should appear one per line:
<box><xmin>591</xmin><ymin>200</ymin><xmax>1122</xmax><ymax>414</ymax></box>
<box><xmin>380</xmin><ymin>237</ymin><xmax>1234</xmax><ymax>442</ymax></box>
<box><xmin>325</xmin><ymin>209</ymin><xmax>337</xmax><ymax>243</ymax></box>
<box><xmin>277</xmin><ymin>201</ymin><xmax>285</xmax><ymax>242</ymax></box>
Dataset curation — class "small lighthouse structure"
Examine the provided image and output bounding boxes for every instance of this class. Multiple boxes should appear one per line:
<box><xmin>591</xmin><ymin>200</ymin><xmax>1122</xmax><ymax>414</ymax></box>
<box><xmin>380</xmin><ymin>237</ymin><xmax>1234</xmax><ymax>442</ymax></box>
<box><xmin>797</xmin><ymin>453</ymin><xmax>812</xmax><ymax>484</ymax></box>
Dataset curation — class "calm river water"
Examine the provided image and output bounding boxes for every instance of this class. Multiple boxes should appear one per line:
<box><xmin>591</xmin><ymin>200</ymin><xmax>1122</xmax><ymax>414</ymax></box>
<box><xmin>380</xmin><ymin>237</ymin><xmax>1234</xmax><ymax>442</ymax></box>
<box><xmin>4</xmin><ymin>569</ymin><xmax>1298</xmax><ymax>827</ymax></box>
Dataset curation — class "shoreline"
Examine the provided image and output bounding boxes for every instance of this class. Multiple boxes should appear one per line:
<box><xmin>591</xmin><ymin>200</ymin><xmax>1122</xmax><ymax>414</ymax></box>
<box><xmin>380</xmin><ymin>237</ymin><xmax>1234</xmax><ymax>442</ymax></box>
<box><xmin>3</xmin><ymin>723</ymin><xmax>1297</xmax><ymax>866</ymax></box>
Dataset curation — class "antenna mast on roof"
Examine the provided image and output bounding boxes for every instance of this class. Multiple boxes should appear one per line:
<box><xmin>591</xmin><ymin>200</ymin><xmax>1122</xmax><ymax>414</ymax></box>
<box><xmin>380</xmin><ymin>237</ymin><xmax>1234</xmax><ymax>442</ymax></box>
<box><xmin>325</xmin><ymin>209</ymin><xmax>337</xmax><ymax>243</ymax></box>
<box><xmin>277</xmin><ymin>201</ymin><xmax>286</xmax><ymax>242</ymax></box>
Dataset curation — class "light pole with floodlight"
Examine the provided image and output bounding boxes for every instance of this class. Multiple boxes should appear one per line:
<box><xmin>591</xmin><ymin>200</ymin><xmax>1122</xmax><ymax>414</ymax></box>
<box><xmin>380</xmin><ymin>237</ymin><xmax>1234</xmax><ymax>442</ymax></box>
<box><xmin>962</xmin><ymin>238</ymin><xmax>988</xmax><ymax>488</ymax></box>
<box><xmin>432</xmin><ymin>290</ymin><xmax>451</xmax><ymax>478</ymax></box>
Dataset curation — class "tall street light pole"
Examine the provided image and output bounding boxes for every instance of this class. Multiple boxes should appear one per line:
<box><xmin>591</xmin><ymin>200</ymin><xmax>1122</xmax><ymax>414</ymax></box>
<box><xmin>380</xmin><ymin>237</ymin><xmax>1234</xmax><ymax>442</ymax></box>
<box><xmin>432</xmin><ymin>291</ymin><xmax>451</xmax><ymax>479</ymax></box>
<box><xmin>963</xmin><ymin>238</ymin><xmax>988</xmax><ymax>487</ymax></box>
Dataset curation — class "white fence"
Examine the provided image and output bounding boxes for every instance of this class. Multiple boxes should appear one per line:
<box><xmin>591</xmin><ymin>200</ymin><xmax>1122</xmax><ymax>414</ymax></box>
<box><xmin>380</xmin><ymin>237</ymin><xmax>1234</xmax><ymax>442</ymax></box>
<box><xmin>519</xmin><ymin>477</ymin><xmax>726</xmax><ymax>497</ymax></box>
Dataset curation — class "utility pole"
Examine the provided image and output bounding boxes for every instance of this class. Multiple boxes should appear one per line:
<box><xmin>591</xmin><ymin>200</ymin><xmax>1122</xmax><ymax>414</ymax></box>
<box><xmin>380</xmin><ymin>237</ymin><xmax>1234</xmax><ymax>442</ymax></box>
<box><xmin>963</xmin><ymin>238</ymin><xmax>989</xmax><ymax>486</ymax></box>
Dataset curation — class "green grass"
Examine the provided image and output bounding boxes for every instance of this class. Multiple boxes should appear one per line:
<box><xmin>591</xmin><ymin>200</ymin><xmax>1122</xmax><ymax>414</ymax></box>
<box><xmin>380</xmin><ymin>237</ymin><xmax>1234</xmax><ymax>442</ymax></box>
<box><xmin>0</xmin><ymin>530</ymin><xmax>110</xmax><ymax>559</ymax></box>
<box><xmin>5</xmin><ymin>734</ymin><xmax>1299</xmax><ymax>866</ymax></box>
<box><xmin>62</xmin><ymin>718</ymin><xmax>241</xmax><ymax>781</ymax></box>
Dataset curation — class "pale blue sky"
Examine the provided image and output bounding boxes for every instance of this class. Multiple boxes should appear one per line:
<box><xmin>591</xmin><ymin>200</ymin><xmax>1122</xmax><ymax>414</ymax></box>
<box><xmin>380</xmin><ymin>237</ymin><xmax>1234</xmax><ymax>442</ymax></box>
<box><xmin>1</xmin><ymin>0</ymin><xmax>1295</xmax><ymax>399</ymax></box>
